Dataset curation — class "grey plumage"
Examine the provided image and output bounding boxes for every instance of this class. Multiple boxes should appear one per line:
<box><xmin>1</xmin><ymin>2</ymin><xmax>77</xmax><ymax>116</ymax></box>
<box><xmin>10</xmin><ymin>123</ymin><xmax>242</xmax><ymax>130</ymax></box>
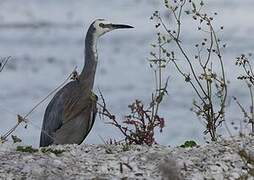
<box><xmin>40</xmin><ymin>19</ymin><xmax>133</xmax><ymax>147</ymax></box>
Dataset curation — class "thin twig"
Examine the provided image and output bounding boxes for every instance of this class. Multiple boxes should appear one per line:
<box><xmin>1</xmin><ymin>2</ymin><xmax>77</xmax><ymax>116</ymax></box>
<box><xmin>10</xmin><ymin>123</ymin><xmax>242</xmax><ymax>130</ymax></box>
<box><xmin>0</xmin><ymin>67</ymin><xmax>77</xmax><ymax>142</ymax></box>
<box><xmin>0</xmin><ymin>56</ymin><xmax>11</xmax><ymax>72</ymax></box>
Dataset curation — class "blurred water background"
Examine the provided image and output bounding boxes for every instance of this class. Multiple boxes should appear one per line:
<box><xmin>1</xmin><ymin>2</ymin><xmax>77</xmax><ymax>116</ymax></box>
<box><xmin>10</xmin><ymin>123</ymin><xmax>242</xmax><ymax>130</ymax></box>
<box><xmin>0</xmin><ymin>0</ymin><xmax>254</xmax><ymax>147</ymax></box>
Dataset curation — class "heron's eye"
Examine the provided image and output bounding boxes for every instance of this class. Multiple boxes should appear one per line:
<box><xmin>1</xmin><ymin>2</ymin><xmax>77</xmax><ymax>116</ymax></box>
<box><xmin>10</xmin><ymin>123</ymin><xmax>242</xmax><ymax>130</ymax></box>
<box><xmin>99</xmin><ymin>23</ymin><xmax>106</xmax><ymax>28</ymax></box>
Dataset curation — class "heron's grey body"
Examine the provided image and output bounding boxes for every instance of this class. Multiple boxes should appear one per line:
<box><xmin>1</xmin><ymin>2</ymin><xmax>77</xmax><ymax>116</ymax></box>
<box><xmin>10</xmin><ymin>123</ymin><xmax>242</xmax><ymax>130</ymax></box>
<box><xmin>40</xmin><ymin>19</ymin><xmax>133</xmax><ymax>147</ymax></box>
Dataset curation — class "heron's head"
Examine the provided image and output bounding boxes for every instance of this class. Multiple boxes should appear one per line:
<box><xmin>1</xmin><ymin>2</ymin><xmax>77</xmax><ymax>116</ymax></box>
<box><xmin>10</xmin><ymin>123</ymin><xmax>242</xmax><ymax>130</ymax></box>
<box><xmin>91</xmin><ymin>19</ymin><xmax>134</xmax><ymax>38</ymax></box>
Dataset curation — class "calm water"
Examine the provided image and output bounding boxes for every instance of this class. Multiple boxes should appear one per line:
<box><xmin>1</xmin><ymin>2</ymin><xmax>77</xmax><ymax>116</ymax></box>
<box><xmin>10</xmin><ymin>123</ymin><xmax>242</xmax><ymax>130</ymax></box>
<box><xmin>0</xmin><ymin>0</ymin><xmax>253</xmax><ymax>147</ymax></box>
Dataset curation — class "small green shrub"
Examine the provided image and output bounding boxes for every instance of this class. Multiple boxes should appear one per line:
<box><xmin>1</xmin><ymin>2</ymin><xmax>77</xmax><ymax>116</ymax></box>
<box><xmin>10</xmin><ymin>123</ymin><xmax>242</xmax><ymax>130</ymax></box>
<box><xmin>180</xmin><ymin>140</ymin><xmax>197</xmax><ymax>148</ymax></box>
<box><xmin>16</xmin><ymin>146</ymin><xmax>38</xmax><ymax>153</ymax></box>
<box><xmin>40</xmin><ymin>147</ymin><xmax>65</xmax><ymax>155</ymax></box>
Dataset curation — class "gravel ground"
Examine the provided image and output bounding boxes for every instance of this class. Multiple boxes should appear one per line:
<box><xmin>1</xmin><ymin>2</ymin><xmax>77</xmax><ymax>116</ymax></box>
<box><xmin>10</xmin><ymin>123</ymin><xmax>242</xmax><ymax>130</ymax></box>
<box><xmin>0</xmin><ymin>135</ymin><xmax>253</xmax><ymax>180</ymax></box>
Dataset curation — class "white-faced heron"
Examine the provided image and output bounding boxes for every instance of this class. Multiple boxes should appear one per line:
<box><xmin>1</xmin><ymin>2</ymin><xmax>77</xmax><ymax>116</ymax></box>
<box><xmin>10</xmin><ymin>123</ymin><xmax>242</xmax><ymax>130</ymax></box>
<box><xmin>39</xmin><ymin>19</ymin><xmax>133</xmax><ymax>147</ymax></box>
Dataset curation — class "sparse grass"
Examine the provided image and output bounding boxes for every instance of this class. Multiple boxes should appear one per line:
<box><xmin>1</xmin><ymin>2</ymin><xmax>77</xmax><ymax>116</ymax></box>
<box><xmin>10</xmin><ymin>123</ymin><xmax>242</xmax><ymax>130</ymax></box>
<box><xmin>16</xmin><ymin>146</ymin><xmax>38</xmax><ymax>153</ymax></box>
<box><xmin>40</xmin><ymin>147</ymin><xmax>65</xmax><ymax>155</ymax></box>
<box><xmin>180</xmin><ymin>140</ymin><xmax>197</xmax><ymax>148</ymax></box>
<box><xmin>16</xmin><ymin>145</ymin><xmax>65</xmax><ymax>155</ymax></box>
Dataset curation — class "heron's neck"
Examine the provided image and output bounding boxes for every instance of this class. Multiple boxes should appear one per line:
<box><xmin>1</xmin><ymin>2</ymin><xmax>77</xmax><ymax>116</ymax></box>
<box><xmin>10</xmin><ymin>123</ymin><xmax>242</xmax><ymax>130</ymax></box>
<box><xmin>80</xmin><ymin>30</ymin><xmax>99</xmax><ymax>89</ymax></box>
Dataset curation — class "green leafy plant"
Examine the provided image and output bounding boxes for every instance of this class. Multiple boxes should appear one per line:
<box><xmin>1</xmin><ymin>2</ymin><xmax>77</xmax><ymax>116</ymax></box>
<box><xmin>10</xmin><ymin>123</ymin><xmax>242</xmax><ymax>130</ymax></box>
<box><xmin>16</xmin><ymin>146</ymin><xmax>38</xmax><ymax>153</ymax></box>
<box><xmin>40</xmin><ymin>147</ymin><xmax>65</xmax><ymax>155</ymax></box>
<box><xmin>180</xmin><ymin>140</ymin><xmax>197</xmax><ymax>148</ymax></box>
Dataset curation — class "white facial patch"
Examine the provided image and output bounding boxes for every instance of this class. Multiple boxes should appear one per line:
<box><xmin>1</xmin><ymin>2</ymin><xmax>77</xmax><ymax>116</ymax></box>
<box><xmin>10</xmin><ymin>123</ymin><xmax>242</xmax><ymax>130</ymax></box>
<box><xmin>91</xmin><ymin>19</ymin><xmax>113</xmax><ymax>61</ymax></box>
<box><xmin>93</xmin><ymin>19</ymin><xmax>112</xmax><ymax>38</ymax></box>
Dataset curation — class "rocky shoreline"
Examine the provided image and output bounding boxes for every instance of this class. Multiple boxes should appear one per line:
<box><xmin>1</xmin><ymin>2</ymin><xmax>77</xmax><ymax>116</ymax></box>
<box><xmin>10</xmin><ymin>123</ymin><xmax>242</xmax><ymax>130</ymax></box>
<box><xmin>0</xmin><ymin>135</ymin><xmax>253</xmax><ymax>180</ymax></box>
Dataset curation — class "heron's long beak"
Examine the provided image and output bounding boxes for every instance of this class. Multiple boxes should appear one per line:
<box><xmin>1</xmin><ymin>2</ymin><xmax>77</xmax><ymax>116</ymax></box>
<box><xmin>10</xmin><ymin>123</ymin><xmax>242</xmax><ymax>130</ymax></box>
<box><xmin>111</xmin><ymin>24</ymin><xmax>134</xmax><ymax>29</ymax></box>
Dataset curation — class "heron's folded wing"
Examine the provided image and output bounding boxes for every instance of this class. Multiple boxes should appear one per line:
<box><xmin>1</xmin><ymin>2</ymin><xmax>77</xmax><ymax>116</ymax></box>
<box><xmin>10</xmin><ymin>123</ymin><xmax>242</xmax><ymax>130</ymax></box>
<box><xmin>50</xmin><ymin>88</ymin><xmax>97</xmax><ymax>144</ymax></box>
<box><xmin>39</xmin><ymin>91</ymin><xmax>65</xmax><ymax>147</ymax></box>
<box><xmin>80</xmin><ymin>97</ymin><xmax>97</xmax><ymax>142</ymax></box>
<box><xmin>62</xmin><ymin>88</ymin><xmax>95</xmax><ymax>123</ymax></box>
<box><xmin>40</xmin><ymin>80</ymin><xmax>97</xmax><ymax>146</ymax></box>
